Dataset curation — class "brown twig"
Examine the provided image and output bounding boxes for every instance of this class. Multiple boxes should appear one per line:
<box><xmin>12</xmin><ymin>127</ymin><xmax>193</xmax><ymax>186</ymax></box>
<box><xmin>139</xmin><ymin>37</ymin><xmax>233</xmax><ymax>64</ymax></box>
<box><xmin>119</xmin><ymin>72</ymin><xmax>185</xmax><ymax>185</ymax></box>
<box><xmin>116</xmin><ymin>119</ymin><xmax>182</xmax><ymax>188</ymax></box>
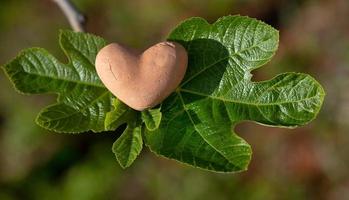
<box><xmin>51</xmin><ymin>0</ymin><xmax>86</xmax><ymax>32</ymax></box>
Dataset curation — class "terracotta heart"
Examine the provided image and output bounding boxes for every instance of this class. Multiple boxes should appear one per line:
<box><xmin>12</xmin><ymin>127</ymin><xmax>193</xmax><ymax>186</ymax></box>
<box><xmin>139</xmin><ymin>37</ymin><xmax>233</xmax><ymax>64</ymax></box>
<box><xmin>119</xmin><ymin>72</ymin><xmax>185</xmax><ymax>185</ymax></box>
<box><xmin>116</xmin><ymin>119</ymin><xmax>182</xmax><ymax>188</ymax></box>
<box><xmin>95</xmin><ymin>42</ymin><xmax>188</xmax><ymax>111</ymax></box>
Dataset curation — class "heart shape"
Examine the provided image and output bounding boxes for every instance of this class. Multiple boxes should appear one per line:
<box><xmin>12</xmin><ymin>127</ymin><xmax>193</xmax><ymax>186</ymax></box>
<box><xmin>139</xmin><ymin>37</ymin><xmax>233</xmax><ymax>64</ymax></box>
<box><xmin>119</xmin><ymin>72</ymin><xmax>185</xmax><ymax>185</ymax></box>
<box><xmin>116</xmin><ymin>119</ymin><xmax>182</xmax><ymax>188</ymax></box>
<box><xmin>95</xmin><ymin>42</ymin><xmax>188</xmax><ymax>111</ymax></box>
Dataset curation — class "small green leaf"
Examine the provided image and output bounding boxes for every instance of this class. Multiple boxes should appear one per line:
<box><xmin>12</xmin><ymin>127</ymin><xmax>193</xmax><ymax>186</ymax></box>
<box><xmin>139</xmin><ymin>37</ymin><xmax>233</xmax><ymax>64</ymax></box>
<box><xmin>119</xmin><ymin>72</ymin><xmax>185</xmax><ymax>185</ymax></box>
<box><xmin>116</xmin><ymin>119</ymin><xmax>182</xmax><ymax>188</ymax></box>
<box><xmin>145</xmin><ymin>15</ymin><xmax>325</xmax><ymax>172</ymax></box>
<box><xmin>106</xmin><ymin>99</ymin><xmax>142</xmax><ymax>168</ymax></box>
<box><xmin>105</xmin><ymin>99</ymin><xmax>134</xmax><ymax>130</ymax></box>
<box><xmin>141</xmin><ymin>108</ymin><xmax>162</xmax><ymax>131</ymax></box>
<box><xmin>112</xmin><ymin>117</ymin><xmax>143</xmax><ymax>168</ymax></box>
<box><xmin>2</xmin><ymin>30</ymin><xmax>116</xmax><ymax>133</ymax></box>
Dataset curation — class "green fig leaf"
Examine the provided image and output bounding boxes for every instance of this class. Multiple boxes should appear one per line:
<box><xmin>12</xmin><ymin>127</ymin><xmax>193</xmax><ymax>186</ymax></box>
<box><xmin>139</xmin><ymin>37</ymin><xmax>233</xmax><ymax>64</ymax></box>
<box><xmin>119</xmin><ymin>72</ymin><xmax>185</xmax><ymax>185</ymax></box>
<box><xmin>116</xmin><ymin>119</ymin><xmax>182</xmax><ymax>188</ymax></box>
<box><xmin>144</xmin><ymin>16</ymin><xmax>325</xmax><ymax>172</ymax></box>
<box><xmin>2</xmin><ymin>30</ymin><xmax>116</xmax><ymax>133</ymax></box>
<box><xmin>2</xmin><ymin>16</ymin><xmax>325</xmax><ymax>172</ymax></box>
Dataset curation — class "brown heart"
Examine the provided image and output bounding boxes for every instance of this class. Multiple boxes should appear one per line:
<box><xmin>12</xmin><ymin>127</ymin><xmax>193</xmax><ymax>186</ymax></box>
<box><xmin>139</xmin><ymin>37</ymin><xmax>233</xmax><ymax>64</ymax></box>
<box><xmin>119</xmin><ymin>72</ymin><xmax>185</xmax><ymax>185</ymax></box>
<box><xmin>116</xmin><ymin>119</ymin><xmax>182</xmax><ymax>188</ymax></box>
<box><xmin>95</xmin><ymin>42</ymin><xmax>188</xmax><ymax>111</ymax></box>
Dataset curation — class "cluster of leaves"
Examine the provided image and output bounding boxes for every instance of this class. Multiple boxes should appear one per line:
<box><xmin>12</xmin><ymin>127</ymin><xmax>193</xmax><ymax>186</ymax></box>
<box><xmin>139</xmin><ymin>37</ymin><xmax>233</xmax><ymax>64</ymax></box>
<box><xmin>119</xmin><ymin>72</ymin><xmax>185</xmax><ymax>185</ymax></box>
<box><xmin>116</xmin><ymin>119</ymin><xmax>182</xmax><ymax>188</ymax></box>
<box><xmin>2</xmin><ymin>15</ymin><xmax>324</xmax><ymax>172</ymax></box>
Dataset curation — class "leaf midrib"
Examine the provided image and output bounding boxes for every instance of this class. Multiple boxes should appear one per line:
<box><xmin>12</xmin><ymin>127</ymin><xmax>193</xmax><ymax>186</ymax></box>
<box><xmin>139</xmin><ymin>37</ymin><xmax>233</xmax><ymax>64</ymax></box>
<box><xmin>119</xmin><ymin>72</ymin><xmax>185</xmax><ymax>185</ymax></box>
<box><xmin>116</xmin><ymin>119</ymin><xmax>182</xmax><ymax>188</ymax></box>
<box><xmin>125</xmin><ymin>126</ymin><xmax>142</xmax><ymax>165</ymax></box>
<box><xmin>22</xmin><ymin>66</ymin><xmax>104</xmax><ymax>88</ymax></box>
<box><xmin>179</xmin><ymin>88</ymin><xmax>319</xmax><ymax>106</ymax></box>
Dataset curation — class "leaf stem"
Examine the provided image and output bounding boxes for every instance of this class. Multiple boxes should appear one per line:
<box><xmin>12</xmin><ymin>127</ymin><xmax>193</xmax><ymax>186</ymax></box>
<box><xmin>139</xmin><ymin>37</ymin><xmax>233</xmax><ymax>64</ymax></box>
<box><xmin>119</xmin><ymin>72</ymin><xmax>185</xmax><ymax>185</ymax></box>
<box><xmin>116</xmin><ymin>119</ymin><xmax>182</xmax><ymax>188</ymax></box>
<box><xmin>51</xmin><ymin>0</ymin><xmax>85</xmax><ymax>32</ymax></box>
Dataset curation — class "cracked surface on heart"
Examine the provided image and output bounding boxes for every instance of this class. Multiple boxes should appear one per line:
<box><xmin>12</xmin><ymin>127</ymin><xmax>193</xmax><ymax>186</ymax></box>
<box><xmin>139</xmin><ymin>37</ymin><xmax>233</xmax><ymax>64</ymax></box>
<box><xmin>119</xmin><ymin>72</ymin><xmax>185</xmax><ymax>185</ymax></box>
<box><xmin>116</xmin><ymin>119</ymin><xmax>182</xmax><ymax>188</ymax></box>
<box><xmin>95</xmin><ymin>42</ymin><xmax>188</xmax><ymax>111</ymax></box>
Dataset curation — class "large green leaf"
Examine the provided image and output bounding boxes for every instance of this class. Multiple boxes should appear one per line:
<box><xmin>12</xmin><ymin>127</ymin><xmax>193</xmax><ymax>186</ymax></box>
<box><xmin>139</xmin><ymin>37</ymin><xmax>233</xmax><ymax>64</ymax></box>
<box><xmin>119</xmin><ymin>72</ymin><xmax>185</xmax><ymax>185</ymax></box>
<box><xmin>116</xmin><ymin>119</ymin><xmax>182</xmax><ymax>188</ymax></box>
<box><xmin>145</xmin><ymin>16</ymin><xmax>325</xmax><ymax>172</ymax></box>
<box><xmin>1</xmin><ymin>16</ymin><xmax>325</xmax><ymax>172</ymax></box>
<box><xmin>2</xmin><ymin>30</ymin><xmax>114</xmax><ymax>133</ymax></box>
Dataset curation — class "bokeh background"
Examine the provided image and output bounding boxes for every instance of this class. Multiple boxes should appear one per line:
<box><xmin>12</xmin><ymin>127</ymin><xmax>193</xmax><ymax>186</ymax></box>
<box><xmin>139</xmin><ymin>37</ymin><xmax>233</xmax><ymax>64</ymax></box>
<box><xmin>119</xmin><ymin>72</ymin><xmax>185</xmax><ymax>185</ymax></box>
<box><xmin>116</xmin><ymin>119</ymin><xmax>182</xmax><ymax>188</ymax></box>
<box><xmin>0</xmin><ymin>0</ymin><xmax>348</xmax><ymax>199</ymax></box>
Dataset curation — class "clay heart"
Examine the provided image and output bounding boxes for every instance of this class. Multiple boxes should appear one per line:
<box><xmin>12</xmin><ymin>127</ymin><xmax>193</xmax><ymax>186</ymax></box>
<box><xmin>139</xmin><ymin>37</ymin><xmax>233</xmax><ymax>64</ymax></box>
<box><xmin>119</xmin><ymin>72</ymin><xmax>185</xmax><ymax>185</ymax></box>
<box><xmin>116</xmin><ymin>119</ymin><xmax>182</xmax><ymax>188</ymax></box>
<box><xmin>95</xmin><ymin>42</ymin><xmax>188</xmax><ymax>111</ymax></box>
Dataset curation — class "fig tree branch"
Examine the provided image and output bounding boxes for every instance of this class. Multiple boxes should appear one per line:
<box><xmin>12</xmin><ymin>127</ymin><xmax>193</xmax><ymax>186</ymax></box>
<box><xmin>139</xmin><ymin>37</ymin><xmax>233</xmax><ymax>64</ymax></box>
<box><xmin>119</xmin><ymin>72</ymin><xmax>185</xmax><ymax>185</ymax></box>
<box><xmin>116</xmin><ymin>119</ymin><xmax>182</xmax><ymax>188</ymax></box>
<box><xmin>52</xmin><ymin>0</ymin><xmax>85</xmax><ymax>32</ymax></box>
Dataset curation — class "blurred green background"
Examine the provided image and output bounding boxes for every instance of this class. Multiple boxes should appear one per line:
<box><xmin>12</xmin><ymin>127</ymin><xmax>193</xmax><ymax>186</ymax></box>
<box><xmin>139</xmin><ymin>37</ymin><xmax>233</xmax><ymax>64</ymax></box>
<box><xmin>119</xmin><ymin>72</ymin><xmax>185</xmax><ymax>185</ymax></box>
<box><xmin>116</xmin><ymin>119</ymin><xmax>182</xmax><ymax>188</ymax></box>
<box><xmin>0</xmin><ymin>0</ymin><xmax>348</xmax><ymax>199</ymax></box>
